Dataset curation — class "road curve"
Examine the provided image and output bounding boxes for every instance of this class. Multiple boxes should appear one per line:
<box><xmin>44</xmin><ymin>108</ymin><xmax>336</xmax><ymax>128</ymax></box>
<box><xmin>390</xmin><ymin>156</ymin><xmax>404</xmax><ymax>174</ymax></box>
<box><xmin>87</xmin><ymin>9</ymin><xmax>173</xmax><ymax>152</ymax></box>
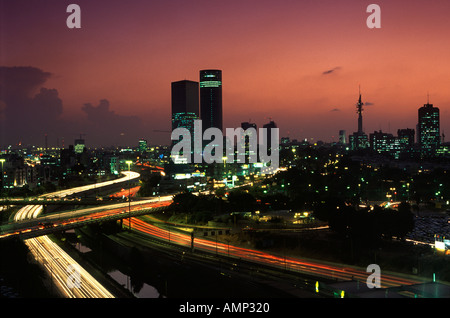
<box><xmin>126</xmin><ymin>217</ymin><xmax>425</xmax><ymax>289</ymax></box>
<box><xmin>14</xmin><ymin>171</ymin><xmax>139</xmax><ymax>298</ymax></box>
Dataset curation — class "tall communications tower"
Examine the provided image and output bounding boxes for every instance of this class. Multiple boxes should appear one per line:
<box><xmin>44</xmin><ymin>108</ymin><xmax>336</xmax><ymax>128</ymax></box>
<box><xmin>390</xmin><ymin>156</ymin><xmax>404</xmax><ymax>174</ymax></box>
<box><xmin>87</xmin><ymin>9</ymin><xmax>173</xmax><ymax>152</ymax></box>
<box><xmin>349</xmin><ymin>86</ymin><xmax>369</xmax><ymax>150</ymax></box>
<box><xmin>357</xmin><ymin>86</ymin><xmax>364</xmax><ymax>134</ymax></box>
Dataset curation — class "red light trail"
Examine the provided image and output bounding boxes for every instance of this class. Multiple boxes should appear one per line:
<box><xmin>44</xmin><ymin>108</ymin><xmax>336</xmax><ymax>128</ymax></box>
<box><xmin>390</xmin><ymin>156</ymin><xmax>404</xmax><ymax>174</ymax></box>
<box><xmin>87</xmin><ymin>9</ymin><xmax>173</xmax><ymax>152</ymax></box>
<box><xmin>124</xmin><ymin>217</ymin><xmax>423</xmax><ymax>288</ymax></box>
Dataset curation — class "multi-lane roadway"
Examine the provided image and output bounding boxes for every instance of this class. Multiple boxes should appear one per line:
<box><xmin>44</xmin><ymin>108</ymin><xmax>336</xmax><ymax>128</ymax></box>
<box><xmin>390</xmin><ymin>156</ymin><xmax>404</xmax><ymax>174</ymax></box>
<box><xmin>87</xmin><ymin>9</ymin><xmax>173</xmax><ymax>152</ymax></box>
<box><xmin>0</xmin><ymin>195</ymin><xmax>174</xmax><ymax>239</ymax></box>
<box><xmin>4</xmin><ymin>171</ymin><xmax>429</xmax><ymax>297</ymax></box>
<box><xmin>12</xmin><ymin>171</ymin><xmax>140</xmax><ymax>298</ymax></box>
<box><xmin>125</xmin><ymin>216</ymin><xmax>425</xmax><ymax>289</ymax></box>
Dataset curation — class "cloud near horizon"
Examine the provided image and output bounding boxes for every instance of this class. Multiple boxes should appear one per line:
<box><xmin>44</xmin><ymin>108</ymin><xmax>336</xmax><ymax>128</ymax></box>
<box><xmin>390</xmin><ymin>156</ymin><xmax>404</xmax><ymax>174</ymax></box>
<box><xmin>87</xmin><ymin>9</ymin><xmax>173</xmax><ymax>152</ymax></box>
<box><xmin>0</xmin><ymin>66</ymin><xmax>145</xmax><ymax>147</ymax></box>
<box><xmin>0</xmin><ymin>66</ymin><xmax>64</xmax><ymax>143</ymax></box>
<box><xmin>80</xmin><ymin>99</ymin><xmax>143</xmax><ymax>146</ymax></box>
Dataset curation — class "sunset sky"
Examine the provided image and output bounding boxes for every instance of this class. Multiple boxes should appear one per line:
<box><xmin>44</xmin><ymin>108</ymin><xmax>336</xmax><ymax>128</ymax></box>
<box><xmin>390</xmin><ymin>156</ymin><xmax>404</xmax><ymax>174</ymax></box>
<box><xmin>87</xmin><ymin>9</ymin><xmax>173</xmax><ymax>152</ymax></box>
<box><xmin>1</xmin><ymin>0</ymin><xmax>450</xmax><ymax>147</ymax></box>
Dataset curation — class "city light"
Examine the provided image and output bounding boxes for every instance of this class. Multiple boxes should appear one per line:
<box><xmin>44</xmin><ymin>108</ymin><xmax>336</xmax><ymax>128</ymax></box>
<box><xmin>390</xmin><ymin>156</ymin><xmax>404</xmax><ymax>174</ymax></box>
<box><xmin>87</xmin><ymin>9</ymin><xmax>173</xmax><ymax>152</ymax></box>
<box><xmin>1</xmin><ymin>0</ymin><xmax>450</xmax><ymax>304</ymax></box>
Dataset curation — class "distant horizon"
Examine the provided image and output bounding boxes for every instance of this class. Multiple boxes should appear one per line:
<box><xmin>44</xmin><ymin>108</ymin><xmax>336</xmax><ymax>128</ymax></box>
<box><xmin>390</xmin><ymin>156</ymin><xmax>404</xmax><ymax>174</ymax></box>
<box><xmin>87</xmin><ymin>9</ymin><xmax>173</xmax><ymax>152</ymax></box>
<box><xmin>0</xmin><ymin>79</ymin><xmax>443</xmax><ymax>149</ymax></box>
<box><xmin>0</xmin><ymin>63</ymin><xmax>441</xmax><ymax>149</ymax></box>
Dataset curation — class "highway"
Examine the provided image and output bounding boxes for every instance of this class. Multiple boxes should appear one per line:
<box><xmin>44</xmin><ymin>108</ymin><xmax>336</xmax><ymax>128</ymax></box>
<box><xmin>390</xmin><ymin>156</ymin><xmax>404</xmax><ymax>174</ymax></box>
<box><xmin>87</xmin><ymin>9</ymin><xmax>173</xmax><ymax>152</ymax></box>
<box><xmin>39</xmin><ymin>171</ymin><xmax>140</xmax><ymax>199</ymax></box>
<box><xmin>13</xmin><ymin>171</ymin><xmax>140</xmax><ymax>298</ymax></box>
<box><xmin>26</xmin><ymin>235</ymin><xmax>113</xmax><ymax>298</ymax></box>
<box><xmin>0</xmin><ymin>195</ymin><xmax>174</xmax><ymax>239</ymax></box>
<box><xmin>5</xmin><ymin>172</ymin><xmax>427</xmax><ymax>296</ymax></box>
<box><xmin>125</xmin><ymin>216</ymin><xmax>424</xmax><ymax>289</ymax></box>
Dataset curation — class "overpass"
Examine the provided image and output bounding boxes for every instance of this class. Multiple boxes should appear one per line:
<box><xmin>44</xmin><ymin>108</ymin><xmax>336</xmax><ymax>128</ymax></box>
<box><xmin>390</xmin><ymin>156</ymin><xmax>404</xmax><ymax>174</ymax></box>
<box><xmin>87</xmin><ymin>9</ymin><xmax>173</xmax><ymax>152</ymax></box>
<box><xmin>0</xmin><ymin>196</ymin><xmax>174</xmax><ymax>240</ymax></box>
<box><xmin>1</xmin><ymin>204</ymin><xmax>170</xmax><ymax>240</ymax></box>
<box><xmin>0</xmin><ymin>198</ymin><xmax>127</xmax><ymax>206</ymax></box>
<box><xmin>0</xmin><ymin>171</ymin><xmax>142</xmax><ymax>298</ymax></box>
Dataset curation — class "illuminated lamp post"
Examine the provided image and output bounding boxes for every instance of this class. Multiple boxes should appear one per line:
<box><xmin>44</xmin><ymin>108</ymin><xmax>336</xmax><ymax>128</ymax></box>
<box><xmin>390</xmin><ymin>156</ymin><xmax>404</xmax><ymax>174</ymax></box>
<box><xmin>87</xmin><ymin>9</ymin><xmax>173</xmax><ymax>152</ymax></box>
<box><xmin>126</xmin><ymin>160</ymin><xmax>133</xmax><ymax>230</ymax></box>
<box><xmin>0</xmin><ymin>159</ymin><xmax>5</xmax><ymax>196</ymax></box>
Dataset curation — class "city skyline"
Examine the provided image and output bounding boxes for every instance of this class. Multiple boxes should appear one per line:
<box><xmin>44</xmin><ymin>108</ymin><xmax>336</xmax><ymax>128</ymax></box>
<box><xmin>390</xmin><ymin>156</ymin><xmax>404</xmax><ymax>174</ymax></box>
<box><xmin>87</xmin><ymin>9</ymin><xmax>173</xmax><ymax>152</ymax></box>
<box><xmin>1</xmin><ymin>0</ymin><xmax>450</xmax><ymax>148</ymax></box>
<box><xmin>2</xmin><ymin>0</ymin><xmax>450</xmax><ymax>303</ymax></box>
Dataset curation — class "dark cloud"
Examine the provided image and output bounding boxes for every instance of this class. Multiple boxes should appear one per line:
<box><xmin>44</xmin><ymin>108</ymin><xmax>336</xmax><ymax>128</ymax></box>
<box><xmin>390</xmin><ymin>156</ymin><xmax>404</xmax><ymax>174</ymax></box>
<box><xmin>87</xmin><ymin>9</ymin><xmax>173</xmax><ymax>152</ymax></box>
<box><xmin>81</xmin><ymin>99</ymin><xmax>143</xmax><ymax>146</ymax></box>
<box><xmin>322</xmin><ymin>67</ymin><xmax>341</xmax><ymax>75</ymax></box>
<box><xmin>364</xmin><ymin>102</ymin><xmax>374</xmax><ymax>106</ymax></box>
<box><xmin>0</xmin><ymin>66</ymin><xmax>64</xmax><ymax>145</ymax></box>
<box><xmin>0</xmin><ymin>66</ymin><xmax>51</xmax><ymax>100</ymax></box>
<box><xmin>32</xmin><ymin>88</ymin><xmax>63</xmax><ymax>119</ymax></box>
<box><xmin>330</xmin><ymin>108</ymin><xmax>340</xmax><ymax>112</ymax></box>
<box><xmin>0</xmin><ymin>66</ymin><xmax>145</xmax><ymax>148</ymax></box>
<box><xmin>82</xmin><ymin>99</ymin><xmax>141</xmax><ymax>126</ymax></box>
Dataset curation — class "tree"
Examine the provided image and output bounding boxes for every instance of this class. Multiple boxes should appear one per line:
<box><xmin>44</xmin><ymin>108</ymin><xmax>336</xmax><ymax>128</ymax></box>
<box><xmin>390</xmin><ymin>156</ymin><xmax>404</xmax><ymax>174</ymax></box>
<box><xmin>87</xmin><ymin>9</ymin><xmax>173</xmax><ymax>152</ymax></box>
<box><xmin>138</xmin><ymin>173</ymin><xmax>161</xmax><ymax>197</ymax></box>
<box><xmin>171</xmin><ymin>191</ymin><xmax>199</xmax><ymax>214</ymax></box>
<box><xmin>393</xmin><ymin>202</ymin><xmax>415</xmax><ymax>239</ymax></box>
<box><xmin>227</xmin><ymin>189</ymin><xmax>257</xmax><ymax>212</ymax></box>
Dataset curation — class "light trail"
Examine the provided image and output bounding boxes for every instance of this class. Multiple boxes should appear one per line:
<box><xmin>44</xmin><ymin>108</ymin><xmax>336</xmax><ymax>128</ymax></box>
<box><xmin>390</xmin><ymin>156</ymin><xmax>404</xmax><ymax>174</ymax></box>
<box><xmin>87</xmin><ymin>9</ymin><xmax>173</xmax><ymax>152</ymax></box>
<box><xmin>126</xmin><ymin>217</ymin><xmax>423</xmax><ymax>289</ymax></box>
<box><xmin>40</xmin><ymin>171</ymin><xmax>140</xmax><ymax>199</ymax></box>
<box><xmin>12</xmin><ymin>171</ymin><xmax>140</xmax><ymax>298</ymax></box>
<box><xmin>27</xmin><ymin>235</ymin><xmax>113</xmax><ymax>298</ymax></box>
<box><xmin>0</xmin><ymin>194</ymin><xmax>174</xmax><ymax>239</ymax></box>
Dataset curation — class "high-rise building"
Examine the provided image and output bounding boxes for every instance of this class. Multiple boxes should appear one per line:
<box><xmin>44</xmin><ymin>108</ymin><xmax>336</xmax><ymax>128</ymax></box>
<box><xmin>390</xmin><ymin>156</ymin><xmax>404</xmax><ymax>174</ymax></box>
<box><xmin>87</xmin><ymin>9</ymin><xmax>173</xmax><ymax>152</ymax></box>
<box><xmin>74</xmin><ymin>139</ymin><xmax>85</xmax><ymax>154</ymax></box>
<box><xmin>139</xmin><ymin>139</ymin><xmax>148</xmax><ymax>153</ymax></box>
<box><xmin>171</xmin><ymin>80</ymin><xmax>200</xmax><ymax>163</ymax></box>
<box><xmin>171</xmin><ymin>80</ymin><xmax>199</xmax><ymax>133</ymax></box>
<box><xmin>339</xmin><ymin>130</ymin><xmax>347</xmax><ymax>145</ymax></box>
<box><xmin>398</xmin><ymin>128</ymin><xmax>415</xmax><ymax>148</ymax></box>
<box><xmin>241</xmin><ymin>122</ymin><xmax>258</xmax><ymax>162</ymax></box>
<box><xmin>396</xmin><ymin>128</ymin><xmax>416</xmax><ymax>159</ymax></box>
<box><xmin>200</xmin><ymin>70</ymin><xmax>222</xmax><ymax>133</ymax></box>
<box><xmin>418</xmin><ymin>101</ymin><xmax>440</xmax><ymax>156</ymax></box>
<box><xmin>369</xmin><ymin>130</ymin><xmax>401</xmax><ymax>158</ymax></box>
<box><xmin>349</xmin><ymin>133</ymin><xmax>369</xmax><ymax>150</ymax></box>
<box><xmin>263</xmin><ymin>120</ymin><xmax>278</xmax><ymax>155</ymax></box>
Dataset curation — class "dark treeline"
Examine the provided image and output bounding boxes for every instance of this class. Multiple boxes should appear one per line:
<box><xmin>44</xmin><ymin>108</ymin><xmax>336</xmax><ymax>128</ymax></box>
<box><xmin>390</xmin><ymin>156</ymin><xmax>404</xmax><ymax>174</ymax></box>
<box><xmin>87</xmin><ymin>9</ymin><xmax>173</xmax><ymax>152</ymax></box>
<box><xmin>314</xmin><ymin>199</ymin><xmax>415</xmax><ymax>244</ymax></box>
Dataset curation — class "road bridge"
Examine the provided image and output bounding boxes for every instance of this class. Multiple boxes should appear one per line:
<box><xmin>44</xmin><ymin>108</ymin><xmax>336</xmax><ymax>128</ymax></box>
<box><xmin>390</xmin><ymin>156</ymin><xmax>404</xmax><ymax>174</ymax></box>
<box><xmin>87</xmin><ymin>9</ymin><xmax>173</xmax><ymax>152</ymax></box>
<box><xmin>0</xmin><ymin>198</ymin><xmax>127</xmax><ymax>206</ymax></box>
<box><xmin>0</xmin><ymin>203</ymin><xmax>170</xmax><ymax>240</ymax></box>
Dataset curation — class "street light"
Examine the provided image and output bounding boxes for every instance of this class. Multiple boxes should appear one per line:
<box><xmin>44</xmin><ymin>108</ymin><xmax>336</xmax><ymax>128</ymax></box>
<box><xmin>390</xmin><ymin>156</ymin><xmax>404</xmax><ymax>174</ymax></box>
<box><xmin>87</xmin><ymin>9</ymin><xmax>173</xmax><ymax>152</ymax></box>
<box><xmin>0</xmin><ymin>159</ymin><xmax>5</xmax><ymax>196</ymax></box>
<box><xmin>125</xmin><ymin>161</ymin><xmax>133</xmax><ymax>230</ymax></box>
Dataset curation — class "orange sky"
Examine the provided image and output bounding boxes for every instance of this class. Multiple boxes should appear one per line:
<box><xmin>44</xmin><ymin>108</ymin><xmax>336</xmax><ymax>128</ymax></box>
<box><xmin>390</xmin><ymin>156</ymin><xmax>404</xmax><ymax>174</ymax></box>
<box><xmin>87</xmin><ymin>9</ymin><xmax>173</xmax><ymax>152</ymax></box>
<box><xmin>1</xmin><ymin>0</ymin><xmax>450</xmax><ymax>146</ymax></box>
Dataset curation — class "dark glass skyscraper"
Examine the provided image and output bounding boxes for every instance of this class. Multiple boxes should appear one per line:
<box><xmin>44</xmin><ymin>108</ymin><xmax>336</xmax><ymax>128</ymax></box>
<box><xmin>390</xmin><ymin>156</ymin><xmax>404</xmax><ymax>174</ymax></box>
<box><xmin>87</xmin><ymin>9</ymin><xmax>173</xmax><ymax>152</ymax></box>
<box><xmin>263</xmin><ymin>120</ymin><xmax>277</xmax><ymax>155</ymax></box>
<box><xmin>171</xmin><ymin>80</ymin><xmax>199</xmax><ymax>133</ymax></box>
<box><xmin>171</xmin><ymin>80</ymin><xmax>200</xmax><ymax>162</ymax></box>
<box><xmin>418</xmin><ymin>102</ymin><xmax>440</xmax><ymax>156</ymax></box>
<box><xmin>200</xmin><ymin>70</ymin><xmax>222</xmax><ymax>132</ymax></box>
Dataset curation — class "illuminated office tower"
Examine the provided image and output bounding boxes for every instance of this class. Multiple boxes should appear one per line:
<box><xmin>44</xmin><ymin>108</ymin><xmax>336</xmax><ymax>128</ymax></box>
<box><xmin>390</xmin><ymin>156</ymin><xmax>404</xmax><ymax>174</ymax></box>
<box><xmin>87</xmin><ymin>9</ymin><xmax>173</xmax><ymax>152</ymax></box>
<box><xmin>418</xmin><ymin>101</ymin><xmax>440</xmax><ymax>156</ymax></box>
<box><xmin>398</xmin><ymin>128</ymin><xmax>415</xmax><ymax>149</ymax></box>
<box><xmin>395</xmin><ymin>128</ymin><xmax>416</xmax><ymax>159</ymax></box>
<box><xmin>339</xmin><ymin>130</ymin><xmax>347</xmax><ymax>145</ymax></box>
<box><xmin>171</xmin><ymin>80</ymin><xmax>199</xmax><ymax>133</ymax></box>
<box><xmin>171</xmin><ymin>80</ymin><xmax>199</xmax><ymax>162</ymax></box>
<box><xmin>200</xmin><ymin>70</ymin><xmax>222</xmax><ymax>132</ymax></box>
<box><xmin>369</xmin><ymin>130</ymin><xmax>402</xmax><ymax>158</ymax></box>
<box><xmin>139</xmin><ymin>139</ymin><xmax>148</xmax><ymax>153</ymax></box>
<box><xmin>74</xmin><ymin>138</ymin><xmax>85</xmax><ymax>154</ymax></box>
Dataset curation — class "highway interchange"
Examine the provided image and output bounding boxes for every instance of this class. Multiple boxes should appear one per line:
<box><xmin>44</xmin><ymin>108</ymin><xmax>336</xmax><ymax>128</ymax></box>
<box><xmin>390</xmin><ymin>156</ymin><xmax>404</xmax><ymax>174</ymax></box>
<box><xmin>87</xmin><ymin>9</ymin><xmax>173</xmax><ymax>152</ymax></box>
<box><xmin>2</xmin><ymin>171</ymin><xmax>432</xmax><ymax>298</ymax></box>
<box><xmin>10</xmin><ymin>171</ymin><xmax>140</xmax><ymax>298</ymax></box>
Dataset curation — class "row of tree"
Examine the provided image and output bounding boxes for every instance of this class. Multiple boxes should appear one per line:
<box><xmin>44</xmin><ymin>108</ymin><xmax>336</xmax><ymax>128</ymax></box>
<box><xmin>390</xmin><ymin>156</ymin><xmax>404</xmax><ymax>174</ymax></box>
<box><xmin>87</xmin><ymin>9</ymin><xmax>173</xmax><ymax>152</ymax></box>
<box><xmin>314</xmin><ymin>199</ymin><xmax>415</xmax><ymax>244</ymax></box>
